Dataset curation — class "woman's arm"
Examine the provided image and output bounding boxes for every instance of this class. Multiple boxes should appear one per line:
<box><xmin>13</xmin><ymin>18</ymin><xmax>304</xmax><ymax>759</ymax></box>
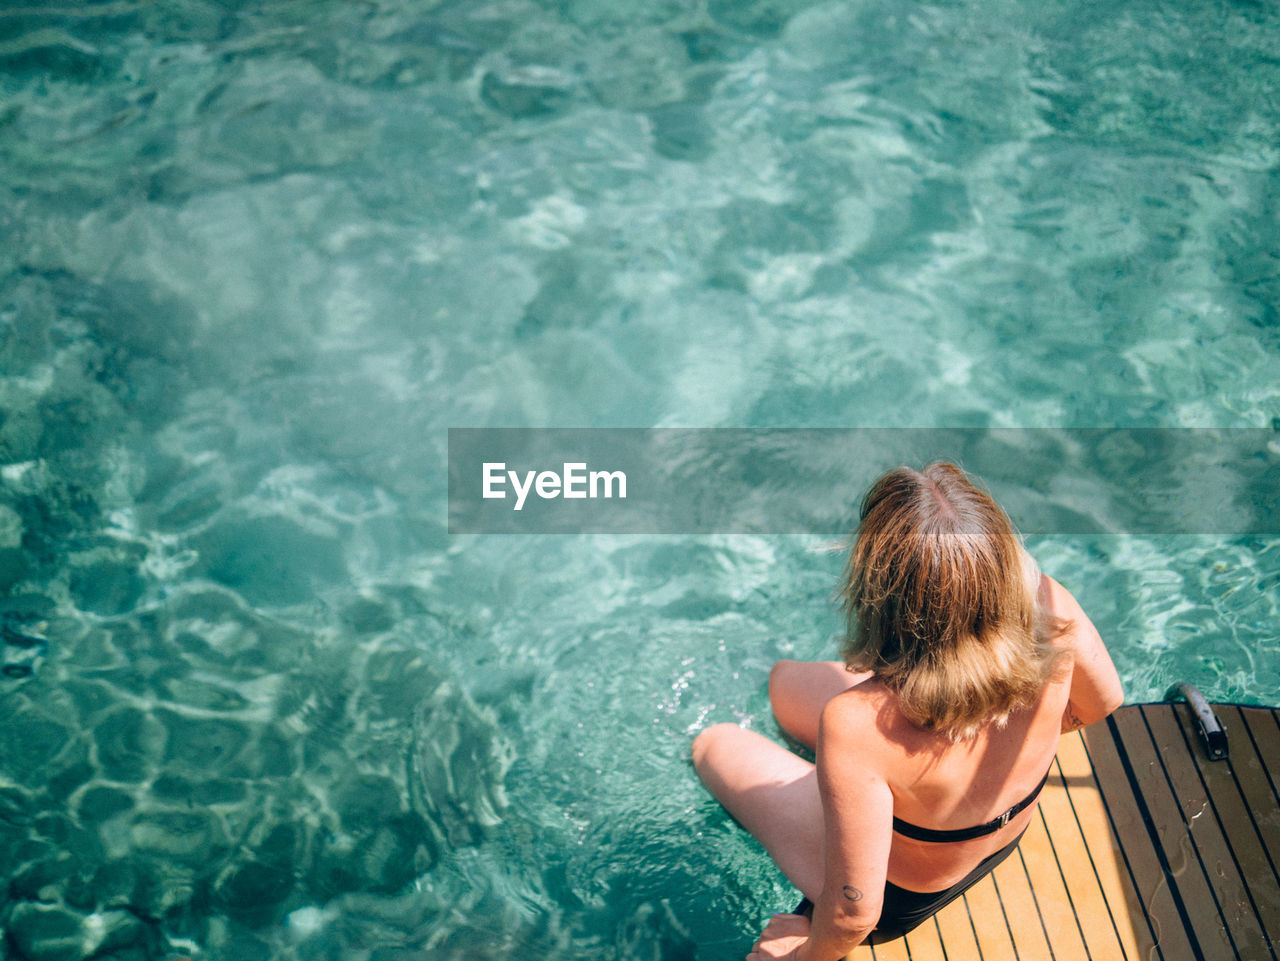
<box><xmin>801</xmin><ymin>694</ymin><xmax>895</xmax><ymax>960</ymax></box>
<box><xmin>748</xmin><ymin>692</ymin><xmax>891</xmax><ymax>961</ymax></box>
<box><xmin>1041</xmin><ymin>575</ymin><xmax>1123</xmax><ymax>731</ymax></box>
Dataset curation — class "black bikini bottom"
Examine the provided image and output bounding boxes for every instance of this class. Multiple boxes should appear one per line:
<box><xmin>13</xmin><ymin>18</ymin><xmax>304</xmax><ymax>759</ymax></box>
<box><xmin>792</xmin><ymin>827</ymin><xmax>1027</xmax><ymax>942</ymax></box>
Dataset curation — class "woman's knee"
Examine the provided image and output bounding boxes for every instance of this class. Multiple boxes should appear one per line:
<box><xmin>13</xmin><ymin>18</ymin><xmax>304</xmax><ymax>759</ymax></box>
<box><xmin>691</xmin><ymin>722</ymin><xmax>742</xmax><ymax>773</ymax></box>
<box><xmin>768</xmin><ymin>659</ymin><xmax>802</xmax><ymax>704</ymax></box>
<box><xmin>768</xmin><ymin>659</ymin><xmax>867</xmax><ymax>747</ymax></box>
<box><xmin>768</xmin><ymin>659</ymin><xmax>820</xmax><ymax>727</ymax></box>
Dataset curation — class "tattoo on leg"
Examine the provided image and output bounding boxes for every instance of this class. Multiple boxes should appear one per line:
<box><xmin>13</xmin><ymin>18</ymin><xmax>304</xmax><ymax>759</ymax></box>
<box><xmin>842</xmin><ymin>885</ymin><xmax>863</xmax><ymax>903</ymax></box>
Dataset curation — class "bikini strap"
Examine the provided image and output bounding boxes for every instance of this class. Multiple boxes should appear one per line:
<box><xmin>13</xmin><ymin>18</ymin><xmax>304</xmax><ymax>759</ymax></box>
<box><xmin>892</xmin><ymin>768</ymin><xmax>1051</xmax><ymax>843</ymax></box>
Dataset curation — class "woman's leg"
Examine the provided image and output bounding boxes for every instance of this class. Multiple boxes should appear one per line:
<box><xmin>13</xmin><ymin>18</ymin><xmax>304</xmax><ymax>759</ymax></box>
<box><xmin>691</xmin><ymin>723</ymin><xmax>826</xmax><ymax>899</ymax></box>
<box><xmin>769</xmin><ymin>660</ymin><xmax>873</xmax><ymax>749</ymax></box>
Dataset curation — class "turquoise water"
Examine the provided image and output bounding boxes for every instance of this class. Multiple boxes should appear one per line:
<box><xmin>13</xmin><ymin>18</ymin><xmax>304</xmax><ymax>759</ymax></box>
<box><xmin>2</xmin><ymin>0</ymin><xmax>1279</xmax><ymax>958</ymax></box>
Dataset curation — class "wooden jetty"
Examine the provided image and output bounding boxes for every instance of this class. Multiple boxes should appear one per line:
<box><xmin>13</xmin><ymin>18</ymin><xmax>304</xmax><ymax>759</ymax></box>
<box><xmin>848</xmin><ymin>690</ymin><xmax>1280</xmax><ymax>960</ymax></box>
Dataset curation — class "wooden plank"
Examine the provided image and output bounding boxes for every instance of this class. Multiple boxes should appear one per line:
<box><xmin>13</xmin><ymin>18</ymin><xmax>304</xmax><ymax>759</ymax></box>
<box><xmin>989</xmin><ymin>848</ymin><xmax>1055</xmax><ymax>958</ymax></box>
<box><xmin>932</xmin><ymin>889</ymin><xmax>983</xmax><ymax>961</ymax></box>
<box><xmin>1174</xmin><ymin>705</ymin><xmax>1280</xmax><ymax>958</ymax></box>
<box><xmin>1238</xmin><ymin>707</ymin><xmax>1280</xmax><ymax>952</ymax></box>
<box><xmin>1240</xmin><ymin>708</ymin><xmax>1280</xmax><ymax>785</ymax></box>
<box><xmin>1036</xmin><ymin>749</ymin><xmax>1128</xmax><ymax>960</ymax></box>
<box><xmin>1055</xmin><ymin>729</ymin><xmax>1152</xmax><ymax>961</ymax></box>
<box><xmin>1084</xmin><ymin>716</ymin><xmax>1200</xmax><ymax>961</ymax></box>
<box><xmin>1240</xmin><ymin>707</ymin><xmax>1280</xmax><ymax>870</ymax></box>
<box><xmin>1111</xmin><ymin>707</ymin><xmax>1236</xmax><ymax>958</ymax></box>
<box><xmin>899</xmin><ymin>916</ymin><xmax>947</xmax><ymax>961</ymax></box>
<box><xmin>1143</xmin><ymin>704</ymin><xmax>1274</xmax><ymax>961</ymax></box>
<box><xmin>961</xmin><ymin>874</ymin><xmax>1021</xmax><ymax>961</ymax></box>
<box><xmin>1016</xmin><ymin>804</ymin><xmax>1093</xmax><ymax>957</ymax></box>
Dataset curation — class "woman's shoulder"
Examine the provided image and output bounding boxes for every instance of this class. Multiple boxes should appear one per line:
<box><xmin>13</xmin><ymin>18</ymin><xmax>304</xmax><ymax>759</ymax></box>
<box><xmin>1037</xmin><ymin>572</ymin><xmax>1095</xmax><ymax>653</ymax></box>
<box><xmin>820</xmin><ymin>680</ymin><xmax>882</xmax><ymax>735</ymax></box>
<box><xmin>1037</xmin><ymin>572</ymin><xmax>1086</xmax><ymax>618</ymax></box>
<box><xmin>827</xmin><ymin>673</ymin><xmax>891</xmax><ymax>708</ymax></box>
<box><xmin>820</xmin><ymin>678</ymin><xmax>924</xmax><ymax>756</ymax></box>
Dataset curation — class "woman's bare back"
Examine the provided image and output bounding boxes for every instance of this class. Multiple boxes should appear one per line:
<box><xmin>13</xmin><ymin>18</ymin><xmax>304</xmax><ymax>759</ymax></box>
<box><xmin>843</xmin><ymin>667</ymin><xmax>1070</xmax><ymax>891</ymax></box>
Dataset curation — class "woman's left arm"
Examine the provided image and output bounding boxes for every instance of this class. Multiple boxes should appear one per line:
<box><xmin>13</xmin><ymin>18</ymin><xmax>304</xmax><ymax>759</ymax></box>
<box><xmin>750</xmin><ymin>693</ymin><xmax>894</xmax><ymax>961</ymax></box>
<box><xmin>809</xmin><ymin>694</ymin><xmax>894</xmax><ymax>959</ymax></box>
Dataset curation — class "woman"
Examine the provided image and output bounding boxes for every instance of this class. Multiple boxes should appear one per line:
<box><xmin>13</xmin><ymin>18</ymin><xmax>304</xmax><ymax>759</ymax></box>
<box><xmin>692</xmin><ymin>463</ymin><xmax>1123</xmax><ymax>960</ymax></box>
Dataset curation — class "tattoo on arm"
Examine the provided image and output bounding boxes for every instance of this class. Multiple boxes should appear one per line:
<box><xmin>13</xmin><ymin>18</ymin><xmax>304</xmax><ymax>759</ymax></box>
<box><xmin>842</xmin><ymin>885</ymin><xmax>863</xmax><ymax>903</ymax></box>
<box><xmin>1062</xmin><ymin>701</ymin><xmax>1085</xmax><ymax>732</ymax></box>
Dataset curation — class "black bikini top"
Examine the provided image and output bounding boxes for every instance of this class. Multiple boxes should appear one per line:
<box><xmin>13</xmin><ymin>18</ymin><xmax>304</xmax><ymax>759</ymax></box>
<box><xmin>892</xmin><ymin>768</ymin><xmax>1051</xmax><ymax>843</ymax></box>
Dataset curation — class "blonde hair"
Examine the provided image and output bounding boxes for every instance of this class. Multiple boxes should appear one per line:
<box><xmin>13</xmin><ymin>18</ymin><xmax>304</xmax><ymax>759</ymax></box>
<box><xmin>837</xmin><ymin>462</ymin><xmax>1067</xmax><ymax>740</ymax></box>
